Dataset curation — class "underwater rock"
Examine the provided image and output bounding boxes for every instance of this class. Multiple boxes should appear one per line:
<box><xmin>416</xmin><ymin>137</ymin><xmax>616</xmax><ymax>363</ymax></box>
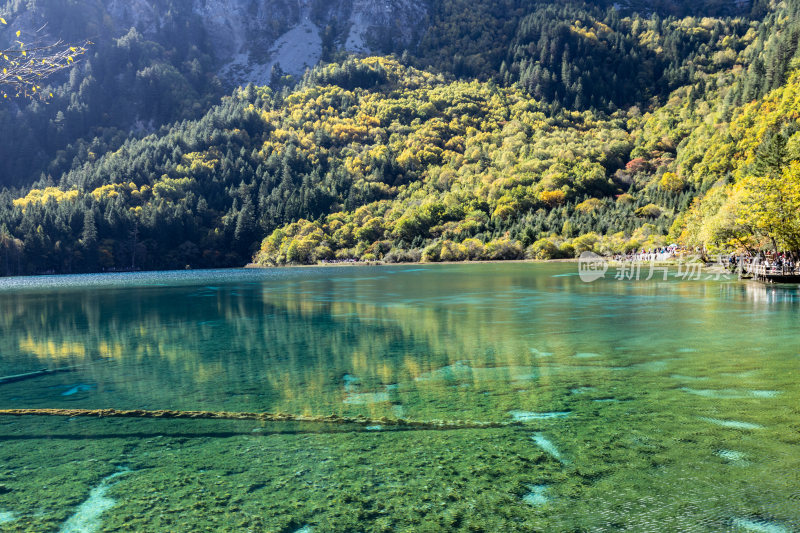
<box><xmin>413</xmin><ymin>361</ymin><xmax>619</xmax><ymax>383</ymax></box>
<box><xmin>0</xmin><ymin>511</ymin><xmax>17</xmax><ymax>524</ymax></box>
<box><xmin>415</xmin><ymin>361</ymin><xmax>542</xmax><ymax>382</ymax></box>
<box><xmin>294</xmin><ymin>526</ymin><xmax>314</xmax><ymax>533</ymax></box>
<box><xmin>619</xmin><ymin>360</ymin><xmax>671</xmax><ymax>371</ymax></box>
<box><xmin>715</xmin><ymin>450</ymin><xmax>748</xmax><ymax>465</ymax></box>
<box><xmin>681</xmin><ymin>388</ymin><xmax>749</xmax><ymax>399</ymax></box>
<box><xmin>749</xmin><ymin>390</ymin><xmax>781</xmax><ymax>398</ymax></box>
<box><xmin>682</xmin><ymin>388</ymin><xmax>782</xmax><ymax>399</ymax></box>
<box><xmin>365</xmin><ymin>425</ymin><xmax>382</xmax><ymax>431</ymax></box>
<box><xmin>342</xmin><ymin>374</ymin><xmax>360</xmax><ymax>393</ymax></box>
<box><xmin>59</xmin><ymin>468</ymin><xmax>132</xmax><ymax>533</ymax></box>
<box><xmin>529</xmin><ymin>348</ymin><xmax>554</xmax><ymax>357</ymax></box>
<box><xmin>574</xmin><ymin>352</ymin><xmax>601</xmax><ymax>359</ymax></box>
<box><xmin>343</xmin><ymin>392</ymin><xmax>390</xmax><ymax>404</ymax></box>
<box><xmin>720</xmin><ymin>370</ymin><xmax>759</xmax><ymax>378</ymax></box>
<box><xmin>509</xmin><ymin>411</ymin><xmax>570</xmax><ymax>421</ymax></box>
<box><xmin>699</xmin><ymin>417</ymin><xmax>764</xmax><ymax>430</ymax></box>
<box><xmin>531</xmin><ymin>433</ymin><xmax>568</xmax><ymax>464</ymax></box>
<box><xmin>522</xmin><ymin>484</ymin><xmax>550</xmax><ymax>506</ymax></box>
<box><xmin>61</xmin><ymin>384</ymin><xmax>94</xmax><ymax>396</ymax></box>
<box><xmin>716</xmin><ymin>450</ymin><xmax>746</xmax><ymax>461</ymax></box>
<box><xmin>341</xmin><ymin>374</ymin><xmax>393</xmax><ymax>404</ymax></box>
<box><xmin>731</xmin><ymin>517</ymin><xmax>790</xmax><ymax>533</ymax></box>
<box><xmin>670</xmin><ymin>374</ymin><xmax>710</xmax><ymax>381</ymax></box>
<box><xmin>570</xmin><ymin>387</ymin><xmax>595</xmax><ymax>394</ymax></box>
<box><xmin>413</xmin><ymin>361</ymin><xmax>472</xmax><ymax>381</ymax></box>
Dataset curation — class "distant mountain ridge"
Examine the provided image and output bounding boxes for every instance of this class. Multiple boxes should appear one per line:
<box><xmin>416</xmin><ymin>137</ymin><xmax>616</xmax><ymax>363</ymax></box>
<box><xmin>2</xmin><ymin>0</ymin><xmax>797</xmax><ymax>275</ymax></box>
<box><xmin>0</xmin><ymin>0</ymin><xmax>425</xmax><ymax>187</ymax></box>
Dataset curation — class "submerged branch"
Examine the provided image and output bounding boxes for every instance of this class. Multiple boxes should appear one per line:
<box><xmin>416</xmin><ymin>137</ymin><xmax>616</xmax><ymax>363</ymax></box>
<box><xmin>0</xmin><ymin>365</ymin><xmax>82</xmax><ymax>385</ymax></box>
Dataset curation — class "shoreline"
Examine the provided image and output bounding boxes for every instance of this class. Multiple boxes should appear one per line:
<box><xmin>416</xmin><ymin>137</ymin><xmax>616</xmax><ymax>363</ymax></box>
<box><xmin>242</xmin><ymin>257</ymin><xmax>707</xmax><ymax>269</ymax></box>
<box><xmin>244</xmin><ymin>258</ymin><xmax>581</xmax><ymax>269</ymax></box>
<box><xmin>0</xmin><ymin>257</ymin><xmax>740</xmax><ymax>280</ymax></box>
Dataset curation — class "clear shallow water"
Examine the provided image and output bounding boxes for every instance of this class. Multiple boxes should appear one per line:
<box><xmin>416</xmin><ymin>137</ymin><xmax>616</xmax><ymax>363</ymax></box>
<box><xmin>0</xmin><ymin>263</ymin><xmax>798</xmax><ymax>532</ymax></box>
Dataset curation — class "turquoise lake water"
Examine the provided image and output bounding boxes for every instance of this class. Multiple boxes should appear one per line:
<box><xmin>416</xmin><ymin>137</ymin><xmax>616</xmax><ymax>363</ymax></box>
<box><xmin>0</xmin><ymin>263</ymin><xmax>798</xmax><ymax>531</ymax></box>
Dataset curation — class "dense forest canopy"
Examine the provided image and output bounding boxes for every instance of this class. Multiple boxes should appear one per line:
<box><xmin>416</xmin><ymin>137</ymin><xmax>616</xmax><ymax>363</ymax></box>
<box><xmin>1</xmin><ymin>0</ymin><xmax>799</xmax><ymax>274</ymax></box>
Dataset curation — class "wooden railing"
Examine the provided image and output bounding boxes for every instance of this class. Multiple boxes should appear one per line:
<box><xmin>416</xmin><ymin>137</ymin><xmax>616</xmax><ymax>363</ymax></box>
<box><xmin>744</xmin><ymin>263</ymin><xmax>800</xmax><ymax>278</ymax></box>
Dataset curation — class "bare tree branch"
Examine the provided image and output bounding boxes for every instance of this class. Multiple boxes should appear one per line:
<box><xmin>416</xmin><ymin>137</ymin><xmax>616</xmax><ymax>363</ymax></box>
<box><xmin>0</xmin><ymin>19</ymin><xmax>90</xmax><ymax>100</ymax></box>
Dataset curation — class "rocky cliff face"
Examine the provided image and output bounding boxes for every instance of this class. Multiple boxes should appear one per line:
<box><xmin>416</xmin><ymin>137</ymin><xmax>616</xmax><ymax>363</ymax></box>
<box><xmin>103</xmin><ymin>0</ymin><xmax>428</xmax><ymax>84</ymax></box>
<box><xmin>3</xmin><ymin>0</ymin><xmax>426</xmax><ymax>86</ymax></box>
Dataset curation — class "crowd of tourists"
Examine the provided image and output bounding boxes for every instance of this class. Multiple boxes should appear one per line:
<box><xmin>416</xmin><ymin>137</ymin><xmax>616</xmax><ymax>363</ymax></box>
<box><xmin>612</xmin><ymin>245</ymin><xmax>680</xmax><ymax>262</ymax></box>
<box><xmin>726</xmin><ymin>252</ymin><xmax>799</xmax><ymax>275</ymax></box>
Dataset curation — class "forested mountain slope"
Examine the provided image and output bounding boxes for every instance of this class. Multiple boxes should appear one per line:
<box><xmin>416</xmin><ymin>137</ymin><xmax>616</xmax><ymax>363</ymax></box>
<box><xmin>0</xmin><ymin>0</ymin><xmax>424</xmax><ymax>188</ymax></box>
<box><xmin>1</xmin><ymin>0</ymin><xmax>799</xmax><ymax>274</ymax></box>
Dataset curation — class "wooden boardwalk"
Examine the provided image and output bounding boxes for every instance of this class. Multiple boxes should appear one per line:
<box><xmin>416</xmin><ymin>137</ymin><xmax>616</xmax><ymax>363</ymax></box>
<box><xmin>746</xmin><ymin>263</ymin><xmax>800</xmax><ymax>283</ymax></box>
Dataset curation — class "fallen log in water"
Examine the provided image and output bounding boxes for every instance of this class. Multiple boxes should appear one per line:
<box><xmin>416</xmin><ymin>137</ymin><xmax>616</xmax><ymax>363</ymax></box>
<box><xmin>0</xmin><ymin>369</ymin><xmax>52</xmax><ymax>384</ymax></box>
<box><xmin>0</xmin><ymin>367</ymin><xmax>80</xmax><ymax>385</ymax></box>
<box><xmin>0</xmin><ymin>359</ymin><xmax>111</xmax><ymax>385</ymax></box>
<box><xmin>0</xmin><ymin>408</ymin><xmax>516</xmax><ymax>430</ymax></box>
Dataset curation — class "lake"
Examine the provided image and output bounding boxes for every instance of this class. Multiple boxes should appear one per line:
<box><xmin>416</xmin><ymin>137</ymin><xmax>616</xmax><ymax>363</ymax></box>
<box><xmin>0</xmin><ymin>263</ymin><xmax>798</xmax><ymax>532</ymax></box>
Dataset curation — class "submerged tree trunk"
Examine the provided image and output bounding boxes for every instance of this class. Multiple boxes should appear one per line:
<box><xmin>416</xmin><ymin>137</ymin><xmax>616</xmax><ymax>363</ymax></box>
<box><xmin>0</xmin><ymin>408</ymin><xmax>515</xmax><ymax>430</ymax></box>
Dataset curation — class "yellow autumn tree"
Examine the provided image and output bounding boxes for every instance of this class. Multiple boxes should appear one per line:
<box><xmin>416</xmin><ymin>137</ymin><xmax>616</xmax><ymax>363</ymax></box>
<box><xmin>735</xmin><ymin>161</ymin><xmax>800</xmax><ymax>252</ymax></box>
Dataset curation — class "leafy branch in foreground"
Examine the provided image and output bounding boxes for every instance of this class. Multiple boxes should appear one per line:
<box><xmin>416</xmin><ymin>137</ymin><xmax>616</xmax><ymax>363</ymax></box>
<box><xmin>0</xmin><ymin>17</ymin><xmax>90</xmax><ymax>100</ymax></box>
